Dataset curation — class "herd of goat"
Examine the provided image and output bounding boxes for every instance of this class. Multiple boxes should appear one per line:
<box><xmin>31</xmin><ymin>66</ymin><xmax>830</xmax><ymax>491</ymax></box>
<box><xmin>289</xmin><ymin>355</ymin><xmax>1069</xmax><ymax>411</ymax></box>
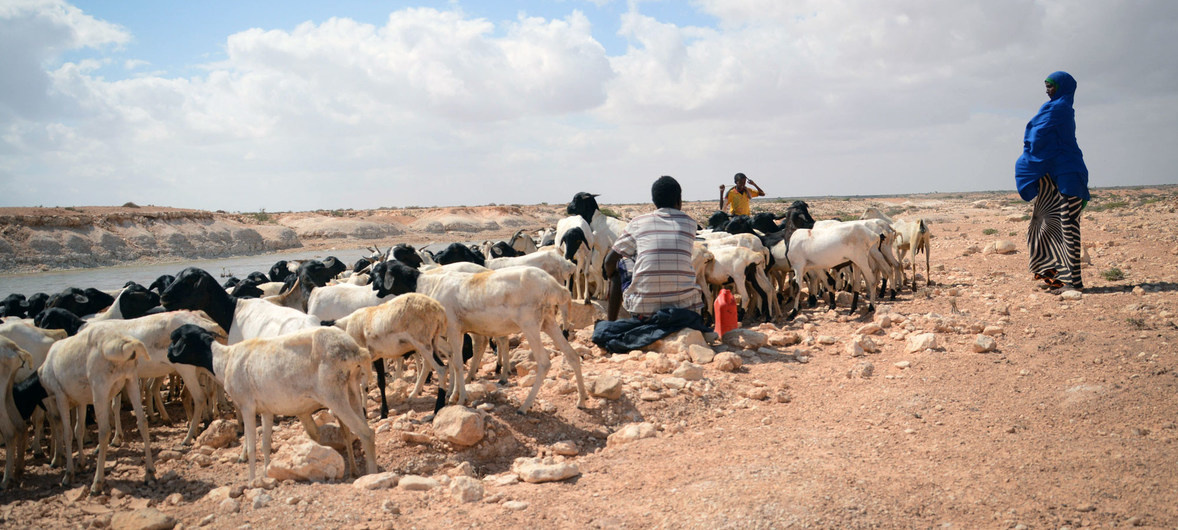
<box><xmin>0</xmin><ymin>192</ymin><xmax>931</xmax><ymax>493</ymax></box>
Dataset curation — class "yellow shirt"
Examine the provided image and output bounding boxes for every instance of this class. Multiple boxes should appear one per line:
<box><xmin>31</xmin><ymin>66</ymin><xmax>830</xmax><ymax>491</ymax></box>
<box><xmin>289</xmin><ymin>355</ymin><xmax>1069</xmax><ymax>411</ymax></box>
<box><xmin>726</xmin><ymin>187</ymin><xmax>763</xmax><ymax>216</ymax></box>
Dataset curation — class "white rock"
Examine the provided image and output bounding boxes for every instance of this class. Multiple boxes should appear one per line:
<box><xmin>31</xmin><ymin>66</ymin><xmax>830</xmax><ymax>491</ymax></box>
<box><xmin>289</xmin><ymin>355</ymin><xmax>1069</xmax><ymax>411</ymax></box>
<box><xmin>643</xmin><ymin>352</ymin><xmax>675</xmax><ymax>373</ymax></box>
<box><xmin>590</xmin><ymin>374</ymin><xmax>623</xmax><ymax>400</ymax></box>
<box><xmin>848</xmin><ymin>361</ymin><xmax>874</xmax><ymax>378</ymax></box>
<box><xmin>982</xmin><ymin>325</ymin><xmax>1005</xmax><ymax>336</ymax></box>
<box><xmin>607</xmin><ymin>422</ymin><xmax>657</xmax><ymax>447</ymax></box>
<box><xmin>994</xmin><ymin>240</ymin><xmax>1018</xmax><ymax>254</ymax></box>
<box><xmin>503</xmin><ymin>501</ymin><xmax>529</xmax><ymax>511</ymax></box>
<box><xmin>973</xmin><ymin>335</ymin><xmax>997</xmax><ymax>353</ymax></box>
<box><xmin>196</xmin><ymin>419</ymin><xmax>238</xmax><ymax>449</ymax></box>
<box><xmin>204</xmin><ymin>486</ymin><xmax>230</xmax><ymax>502</ymax></box>
<box><xmin>845</xmin><ymin>341</ymin><xmax>865</xmax><ymax>357</ymax></box>
<box><xmin>1060</xmin><ymin>289</ymin><xmax>1083</xmax><ymax>301</ymax></box>
<box><xmin>721</xmin><ymin>329</ymin><xmax>768</xmax><ymax>350</ymax></box>
<box><xmin>687</xmin><ymin>344</ymin><xmax>716</xmax><ymax>364</ymax></box>
<box><xmin>550</xmin><ymin>441</ymin><xmax>579</xmax><ymax>456</ymax></box>
<box><xmin>672</xmin><ymin>362</ymin><xmax>704</xmax><ymax>381</ymax></box>
<box><xmin>217</xmin><ymin>498</ymin><xmax>240</xmax><ymax>514</ymax></box>
<box><xmin>449</xmin><ymin>476</ymin><xmax>484</xmax><ymax>503</ymax></box>
<box><xmin>712</xmin><ymin>351</ymin><xmax>742</xmax><ymax>372</ymax></box>
<box><xmin>251</xmin><ymin>492</ymin><xmax>272</xmax><ymax>509</ymax></box>
<box><xmin>895</xmin><ymin>360</ymin><xmax>911</xmax><ymax>369</ymax></box>
<box><xmin>904</xmin><ymin>333</ymin><xmax>938</xmax><ymax>353</ymax></box>
<box><xmin>817</xmin><ymin>335</ymin><xmax>839</xmax><ymax>345</ymax></box>
<box><xmin>398</xmin><ymin>475</ymin><xmax>440</xmax><ymax>491</ymax></box>
<box><xmin>855</xmin><ymin>323</ymin><xmax>883</xmax><ymax>335</ymax></box>
<box><xmin>768</xmin><ymin>331</ymin><xmax>802</xmax><ymax>346</ymax></box>
<box><xmin>111</xmin><ymin>508</ymin><xmax>175</xmax><ymax>530</ymax></box>
<box><xmin>649</xmin><ymin>329</ymin><xmax>708</xmax><ymax>354</ymax></box>
<box><xmin>512</xmin><ymin>457</ymin><xmax>581</xmax><ymax>483</ymax></box>
<box><xmin>353</xmin><ymin>471</ymin><xmax>400</xmax><ymax>490</ymax></box>
<box><xmin>432</xmin><ymin>406</ymin><xmax>485</xmax><ymax>446</ymax></box>
<box><xmin>266</xmin><ymin>440</ymin><xmax>345</xmax><ymax>482</ymax></box>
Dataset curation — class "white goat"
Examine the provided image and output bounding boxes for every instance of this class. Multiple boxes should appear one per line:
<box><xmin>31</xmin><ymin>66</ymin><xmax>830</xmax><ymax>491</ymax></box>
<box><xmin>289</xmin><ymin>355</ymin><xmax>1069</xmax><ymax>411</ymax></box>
<box><xmin>375</xmin><ymin>263</ymin><xmax>588</xmax><ymax>413</ymax></box>
<box><xmin>892</xmin><ymin>218</ymin><xmax>931</xmax><ymax>289</ymax></box>
<box><xmin>38</xmin><ymin>327</ymin><xmax>155</xmax><ymax>494</ymax></box>
<box><xmin>330</xmin><ymin>293</ymin><xmax>449</xmax><ymax>418</ymax></box>
<box><xmin>786</xmin><ymin>224</ymin><xmax>881</xmax><ymax>318</ymax></box>
<box><xmin>307</xmin><ymin>283</ymin><xmax>394</xmax><ymax>322</ymax></box>
<box><xmin>160</xmin><ymin>267</ymin><xmax>331</xmax><ymax>441</ymax></box>
<box><xmin>485</xmin><ymin>249</ymin><xmax>577</xmax><ymax>286</ymax></box>
<box><xmin>85</xmin><ymin>311</ymin><xmax>226</xmax><ymax>447</ymax></box>
<box><xmin>167</xmin><ymin>324</ymin><xmax>376</xmax><ymax>483</ymax></box>
<box><xmin>701</xmin><ymin>245</ymin><xmax>777</xmax><ymax>321</ymax></box>
<box><xmin>554</xmin><ymin>216</ymin><xmax>595</xmax><ymax>299</ymax></box>
<box><xmin>0</xmin><ymin>321</ymin><xmax>66</xmax><ymax>460</ymax></box>
<box><xmin>1</xmin><ymin>337</ymin><xmax>34</xmax><ymax>489</ymax></box>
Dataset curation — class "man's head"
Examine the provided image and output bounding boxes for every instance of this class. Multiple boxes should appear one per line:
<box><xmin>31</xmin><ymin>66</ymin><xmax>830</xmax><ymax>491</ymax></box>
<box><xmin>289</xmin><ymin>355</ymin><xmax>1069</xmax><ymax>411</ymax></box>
<box><xmin>652</xmin><ymin>175</ymin><xmax>682</xmax><ymax>209</ymax></box>
<box><xmin>733</xmin><ymin>172</ymin><xmax>748</xmax><ymax>190</ymax></box>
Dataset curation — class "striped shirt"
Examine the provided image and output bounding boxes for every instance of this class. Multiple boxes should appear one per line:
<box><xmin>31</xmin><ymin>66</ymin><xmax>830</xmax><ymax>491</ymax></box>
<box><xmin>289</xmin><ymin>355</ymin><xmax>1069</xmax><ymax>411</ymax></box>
<box><xmin>610</xmin><ymin>208</ymin><xmax>702</xmax><ymax>315</ymax></box>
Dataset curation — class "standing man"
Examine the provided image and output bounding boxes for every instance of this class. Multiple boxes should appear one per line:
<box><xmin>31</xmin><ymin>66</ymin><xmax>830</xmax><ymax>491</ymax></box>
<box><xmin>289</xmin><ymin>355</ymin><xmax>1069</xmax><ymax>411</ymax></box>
<box><xmin>719</xmin><ymin>172</ymin><xmax>765</xmax><ymax>215</ymax></box>
<box><xmin>603</xmin><ymin>176</ymin><xmax>702</xmax><ymax>321</ymax></box>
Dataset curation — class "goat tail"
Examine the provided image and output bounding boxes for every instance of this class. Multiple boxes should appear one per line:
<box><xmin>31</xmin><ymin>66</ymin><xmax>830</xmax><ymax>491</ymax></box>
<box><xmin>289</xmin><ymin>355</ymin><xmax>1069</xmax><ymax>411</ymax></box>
<box><xmin>104</xmin><ymin>336</ymin><xmax>146</xmax><ymax>364</ymax></box>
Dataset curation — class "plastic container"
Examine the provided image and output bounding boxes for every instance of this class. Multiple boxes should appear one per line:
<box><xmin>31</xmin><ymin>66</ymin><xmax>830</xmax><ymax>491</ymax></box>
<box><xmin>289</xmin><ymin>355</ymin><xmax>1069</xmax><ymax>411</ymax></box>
<box><xmin>713</xmin><ymin>288</ymin><xmax>738</xmax><ymax>337</ymax></box>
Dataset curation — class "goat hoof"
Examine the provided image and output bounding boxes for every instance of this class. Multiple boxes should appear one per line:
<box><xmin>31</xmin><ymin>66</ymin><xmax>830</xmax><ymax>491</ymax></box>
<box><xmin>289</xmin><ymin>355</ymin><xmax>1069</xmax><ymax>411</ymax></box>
<box><xmin>90</xmin><ymin>482</ymin><xmax>105</xmax><ymax>496</ymax></box>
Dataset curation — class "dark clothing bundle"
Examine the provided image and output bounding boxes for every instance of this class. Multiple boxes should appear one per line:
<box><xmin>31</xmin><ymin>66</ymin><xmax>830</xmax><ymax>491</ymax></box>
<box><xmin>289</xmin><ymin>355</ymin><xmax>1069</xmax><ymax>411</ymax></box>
<box><xmin>591</xmin><ymin>307</ymin><xmax>709</xmax><ymax>354</ymax></box>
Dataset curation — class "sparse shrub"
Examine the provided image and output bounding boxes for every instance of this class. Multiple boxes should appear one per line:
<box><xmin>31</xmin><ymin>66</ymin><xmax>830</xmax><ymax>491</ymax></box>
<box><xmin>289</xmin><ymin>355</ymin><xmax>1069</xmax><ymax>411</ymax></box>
<box><xmin>249</xmin><ymin>209</ymin><xmax>271</xmax><ymax>223</ymax></box>
<box><xmin>982</xmin><ymin>228</ymin><xmax>998</xmax><ymax>235</ymax></box>
<box><xmin>1091</xmin><ymin>200</ymin><xmax>1129</xmax><ymax>212</ymax></box>
<box><xmin>1126</xmin><ymin>317</ymin><xmax>1147</xmax><ymax>330</ymax></box>
<box><xmin>1009</xmin><ymin>231</ymin><xmax>1018</xmax><ymax>236</ymax></box>
<box><xmin>1101</xmin><ymin>268</ymin><xmax>1124</xmax><ymax>281</ymax></box>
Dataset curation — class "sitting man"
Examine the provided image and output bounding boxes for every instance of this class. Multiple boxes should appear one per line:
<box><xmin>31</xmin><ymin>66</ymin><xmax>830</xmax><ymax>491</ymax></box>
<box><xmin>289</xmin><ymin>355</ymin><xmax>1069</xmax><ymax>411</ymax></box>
<box><xmin>603</xmin><ymin>175</ymin><xmax>702</xmax><ymax>321</ymax></box>
<box><xmin>594</xmin><ymin>176</ymin><xmax>708</xmax><ymax>354</ymax></box>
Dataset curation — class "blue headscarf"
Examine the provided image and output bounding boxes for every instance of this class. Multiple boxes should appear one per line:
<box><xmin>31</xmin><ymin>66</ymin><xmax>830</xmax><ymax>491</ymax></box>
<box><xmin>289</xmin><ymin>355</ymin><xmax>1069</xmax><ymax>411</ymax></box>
<box><xmin>1014</xmin><ymin>71</ymin><xmax>1089</xmax><ymax>201</ymax></box>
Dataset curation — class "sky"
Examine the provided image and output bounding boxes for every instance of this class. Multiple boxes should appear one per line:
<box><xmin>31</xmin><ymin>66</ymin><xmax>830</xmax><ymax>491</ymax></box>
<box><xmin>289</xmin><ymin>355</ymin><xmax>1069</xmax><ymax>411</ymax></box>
<box><xmin>2</xmin><ymin>0</ymin><xmax>1176</xmax><ymax>213</ymax></box>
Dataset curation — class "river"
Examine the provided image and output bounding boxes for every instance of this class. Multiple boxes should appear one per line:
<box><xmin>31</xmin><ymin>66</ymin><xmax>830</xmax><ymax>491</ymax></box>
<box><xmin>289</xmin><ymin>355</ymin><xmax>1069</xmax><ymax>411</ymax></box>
<box><xmin>0</xmin><ymin>247</ymin><xmax>373</xmax><ymax>298</ymax></box>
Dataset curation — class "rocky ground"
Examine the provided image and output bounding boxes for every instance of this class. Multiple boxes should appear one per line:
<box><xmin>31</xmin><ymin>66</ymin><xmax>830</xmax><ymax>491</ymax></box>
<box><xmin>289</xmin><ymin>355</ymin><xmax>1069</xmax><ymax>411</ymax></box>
<box><xmin>2</xmin><ymin>187</ymin><xmax>1177</xmax><ymax>529</ymax></box>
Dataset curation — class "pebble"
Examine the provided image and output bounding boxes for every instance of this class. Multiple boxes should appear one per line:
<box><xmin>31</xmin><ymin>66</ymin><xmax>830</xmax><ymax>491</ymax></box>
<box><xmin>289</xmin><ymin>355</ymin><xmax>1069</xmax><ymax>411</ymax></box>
<box><xmin>895</xmin><ymin>361</ymin><xmax>911</xmax><ymax>369</ymax></box>
<box><xmin>503</xmin><ymin>501</ymin><xmax>529</xmax><ymax>511</ymax></box>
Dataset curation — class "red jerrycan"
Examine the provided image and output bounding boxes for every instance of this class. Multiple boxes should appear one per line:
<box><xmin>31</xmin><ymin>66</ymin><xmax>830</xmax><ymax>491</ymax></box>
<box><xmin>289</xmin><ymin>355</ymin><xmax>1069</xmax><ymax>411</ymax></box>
<box><xmin>714</xmin><ymin>288</ymin><xmax>738</xmax><ymax>336</ymax></box>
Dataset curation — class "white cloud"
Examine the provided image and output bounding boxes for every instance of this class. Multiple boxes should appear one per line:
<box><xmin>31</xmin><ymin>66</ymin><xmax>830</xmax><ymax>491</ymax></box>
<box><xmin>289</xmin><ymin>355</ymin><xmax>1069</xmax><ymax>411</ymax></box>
<box><xmin>1</xmin><ymin>1</ymin><xmax>1176</xmax><ymax>212</ymax></box>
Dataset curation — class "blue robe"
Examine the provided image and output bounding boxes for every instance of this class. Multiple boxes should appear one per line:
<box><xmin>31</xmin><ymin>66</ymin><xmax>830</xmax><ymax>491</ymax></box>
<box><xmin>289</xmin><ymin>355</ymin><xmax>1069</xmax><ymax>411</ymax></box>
<box><xmin>1015</xmin><ymin>71</ymin><xmax>1089</xmax><ymax>201</ymax></box>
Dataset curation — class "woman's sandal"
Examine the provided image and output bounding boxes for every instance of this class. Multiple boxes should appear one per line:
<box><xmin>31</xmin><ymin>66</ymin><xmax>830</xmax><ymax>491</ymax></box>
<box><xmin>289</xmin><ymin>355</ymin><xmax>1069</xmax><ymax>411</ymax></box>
<box><xmin>1033</xmin><ymin>269</ymin><xmax>1063</xmax><ymax>289</ymax></box>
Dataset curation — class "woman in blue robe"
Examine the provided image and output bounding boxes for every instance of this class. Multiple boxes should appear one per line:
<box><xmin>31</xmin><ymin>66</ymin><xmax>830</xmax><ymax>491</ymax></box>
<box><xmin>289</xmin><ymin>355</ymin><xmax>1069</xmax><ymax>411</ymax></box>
<box><xmin>1015</xmin><ymin>71</ymin><xmax>1089</xmax><ymax>290</ymax></box>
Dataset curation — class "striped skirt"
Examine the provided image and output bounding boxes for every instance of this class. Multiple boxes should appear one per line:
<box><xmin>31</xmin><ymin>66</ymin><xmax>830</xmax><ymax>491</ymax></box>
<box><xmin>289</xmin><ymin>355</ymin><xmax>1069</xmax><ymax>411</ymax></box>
<box><xmin>1027</xmin><ymin>175</ymin><xmax>1084</xmax><ymax>288</ymax></box>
